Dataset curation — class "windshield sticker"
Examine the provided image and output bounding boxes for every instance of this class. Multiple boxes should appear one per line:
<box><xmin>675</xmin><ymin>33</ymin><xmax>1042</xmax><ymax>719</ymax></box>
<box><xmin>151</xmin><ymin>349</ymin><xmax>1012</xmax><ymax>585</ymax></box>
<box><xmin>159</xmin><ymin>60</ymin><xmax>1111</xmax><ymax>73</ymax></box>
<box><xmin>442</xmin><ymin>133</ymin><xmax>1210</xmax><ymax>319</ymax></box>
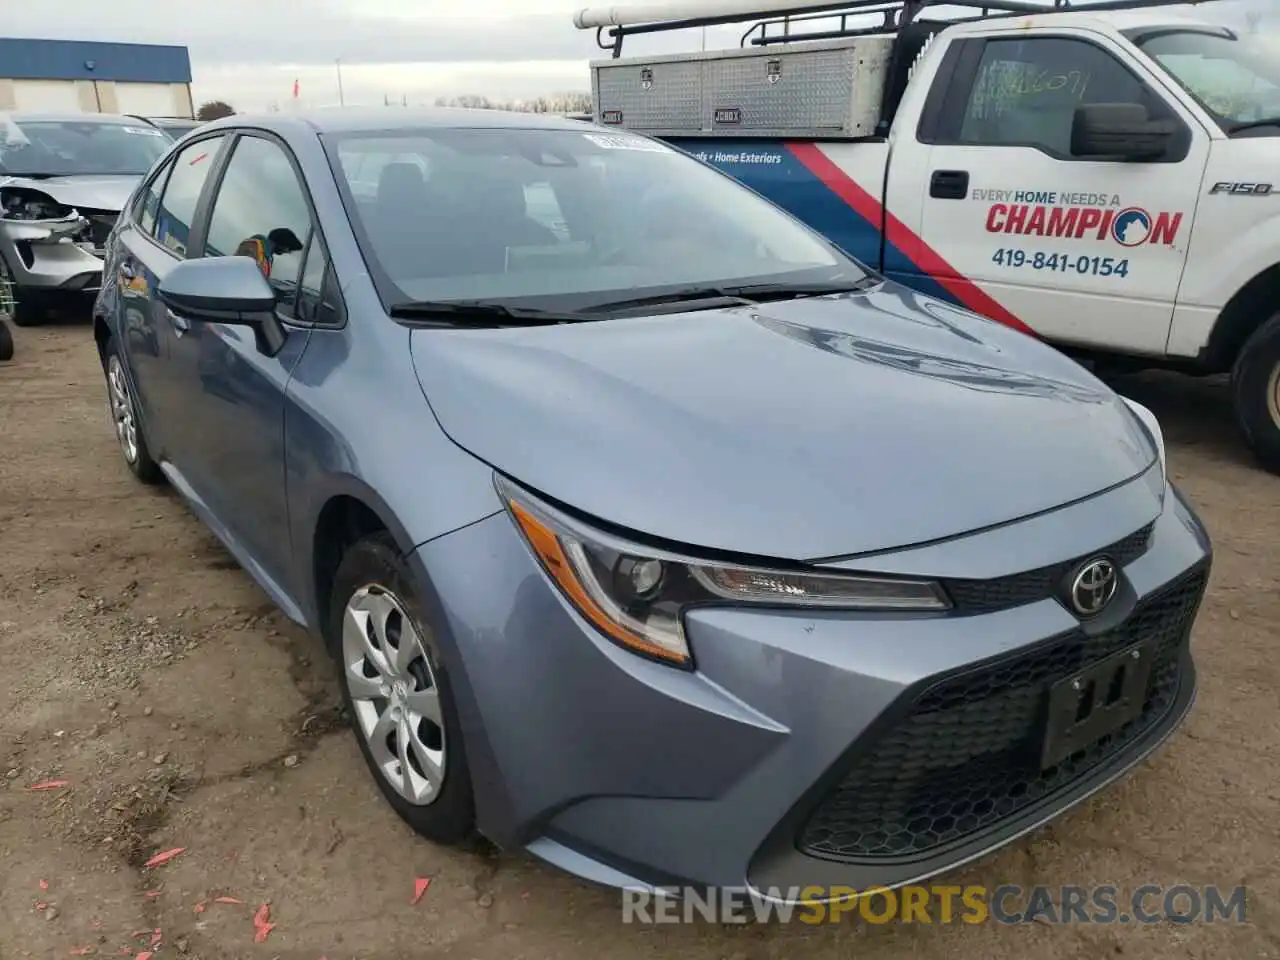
<box><xmin>123</xmin><ymin>126</ymin><xmax>166</xmax><ymax>137</ymax></box>
<box><xmin>582</xmin><ymin>132</ymin><xmax>670</xmax><ymax>153</ymax></box>
<box><xmin>972</xmin><ymin>189</ymin><xmax>1183</xmax><ymax>247</ymax></box>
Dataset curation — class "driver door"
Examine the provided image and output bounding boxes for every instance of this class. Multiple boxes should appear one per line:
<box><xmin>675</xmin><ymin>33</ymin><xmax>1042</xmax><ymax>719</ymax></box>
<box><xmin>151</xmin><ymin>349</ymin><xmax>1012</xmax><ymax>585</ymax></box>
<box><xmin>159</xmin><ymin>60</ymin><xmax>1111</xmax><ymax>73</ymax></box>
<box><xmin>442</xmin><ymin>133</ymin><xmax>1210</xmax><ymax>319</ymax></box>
<box><xmin>916</xmin><ymin>32</ymin><xmax>1211</xmax><ymax>353</ymax></box>
<box><xmin>163</xmin><ymin>132</ymin><xmax>321</xmax><ymax>592</ymax></box>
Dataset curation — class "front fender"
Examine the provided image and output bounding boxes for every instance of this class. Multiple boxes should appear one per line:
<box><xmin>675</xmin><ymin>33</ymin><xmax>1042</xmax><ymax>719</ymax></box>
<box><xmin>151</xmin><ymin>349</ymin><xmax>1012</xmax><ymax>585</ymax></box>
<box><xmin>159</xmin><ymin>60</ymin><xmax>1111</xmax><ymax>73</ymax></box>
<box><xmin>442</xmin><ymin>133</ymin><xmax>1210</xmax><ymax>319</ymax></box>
<box><xmin>283</xmin><ymin>322</ymin><xmax>504</xmax><ymax>630</ymax></box>
<box><xmin>1176</xmin><ymin>139</ymin><xmax>1280</xmax><ymax>312</ymax></box>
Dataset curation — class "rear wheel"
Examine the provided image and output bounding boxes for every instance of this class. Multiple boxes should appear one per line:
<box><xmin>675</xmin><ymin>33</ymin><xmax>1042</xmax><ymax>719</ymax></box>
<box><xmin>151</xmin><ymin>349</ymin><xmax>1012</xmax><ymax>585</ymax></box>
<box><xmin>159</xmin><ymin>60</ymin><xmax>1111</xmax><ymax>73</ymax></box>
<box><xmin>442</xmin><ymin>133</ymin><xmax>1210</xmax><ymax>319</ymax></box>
<box><xmin>329</xmin><ymin>533</ymin><xmax>476</xmax><ymax>844</ymax></box>
<box><xmin>1231</xmin><ymin>311</ymin><xmax>1280</xmax><ymax>474</ymax></box>
<box><xmin>103</xmin><ymin>335</ymin><xmax>162</xmax><ymax>484</ymax></box>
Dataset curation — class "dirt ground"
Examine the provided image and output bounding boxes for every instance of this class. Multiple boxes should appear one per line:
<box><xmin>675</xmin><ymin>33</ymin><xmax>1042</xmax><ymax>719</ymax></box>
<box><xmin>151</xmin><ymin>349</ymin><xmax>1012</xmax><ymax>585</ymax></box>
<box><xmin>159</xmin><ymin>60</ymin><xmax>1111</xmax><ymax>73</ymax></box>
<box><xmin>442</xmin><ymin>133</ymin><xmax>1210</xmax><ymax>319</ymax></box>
<box><xmin>1</xmin><ymin>318</ymin><xmax>1277</xmax><ymax>960</ymax></box>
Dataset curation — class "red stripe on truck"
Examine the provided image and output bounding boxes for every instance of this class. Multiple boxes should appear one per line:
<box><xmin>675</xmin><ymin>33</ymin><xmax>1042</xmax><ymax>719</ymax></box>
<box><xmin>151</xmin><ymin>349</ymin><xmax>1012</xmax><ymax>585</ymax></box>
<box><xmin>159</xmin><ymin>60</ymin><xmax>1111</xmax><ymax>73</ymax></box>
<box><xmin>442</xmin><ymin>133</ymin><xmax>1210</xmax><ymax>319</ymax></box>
<box><xmin>784</xmin><ymin>142</ymin><xmax>1036</xmax><ymax>337</ymax></box>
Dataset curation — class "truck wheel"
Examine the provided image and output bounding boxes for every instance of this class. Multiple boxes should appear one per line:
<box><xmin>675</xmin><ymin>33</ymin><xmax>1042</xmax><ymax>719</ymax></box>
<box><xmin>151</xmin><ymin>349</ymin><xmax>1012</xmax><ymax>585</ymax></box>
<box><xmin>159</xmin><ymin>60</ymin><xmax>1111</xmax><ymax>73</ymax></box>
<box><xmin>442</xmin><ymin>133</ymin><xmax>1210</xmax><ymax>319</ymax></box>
<box><xmin>1231</xmin><ymin>312</ymin><xmax>1280</xmax><ymax>474</ymax></box>
<box><xmin>0</xmin><ymin>320</ymin><xmax>12</xmax><ymax>362</ymax></box>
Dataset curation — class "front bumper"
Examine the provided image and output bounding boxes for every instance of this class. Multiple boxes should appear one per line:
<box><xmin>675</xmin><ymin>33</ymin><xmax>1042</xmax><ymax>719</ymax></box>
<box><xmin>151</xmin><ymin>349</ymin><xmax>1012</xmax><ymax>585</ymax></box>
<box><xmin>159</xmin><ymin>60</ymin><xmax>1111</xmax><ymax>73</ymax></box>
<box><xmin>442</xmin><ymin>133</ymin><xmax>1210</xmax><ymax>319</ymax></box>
<box><xmin>0</xmin><ymin>213</ymin><xmax>114</xmax><ymax>293</ymax></box>
<box><xmin>411</xmin><ymin>469</ymin><xmax>1210</xmax><ymax>895</ymax></box>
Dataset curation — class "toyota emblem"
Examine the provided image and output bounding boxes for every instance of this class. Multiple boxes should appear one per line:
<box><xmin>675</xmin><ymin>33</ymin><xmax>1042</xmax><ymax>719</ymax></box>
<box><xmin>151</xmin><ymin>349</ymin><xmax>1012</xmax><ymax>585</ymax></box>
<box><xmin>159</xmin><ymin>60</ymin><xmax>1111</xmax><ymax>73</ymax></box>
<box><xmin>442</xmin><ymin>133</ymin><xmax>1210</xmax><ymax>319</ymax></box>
<box><xmin>1069</xmin><ymin>558</ymin><xmax>1117</xmax><ymax>617</ymax></box>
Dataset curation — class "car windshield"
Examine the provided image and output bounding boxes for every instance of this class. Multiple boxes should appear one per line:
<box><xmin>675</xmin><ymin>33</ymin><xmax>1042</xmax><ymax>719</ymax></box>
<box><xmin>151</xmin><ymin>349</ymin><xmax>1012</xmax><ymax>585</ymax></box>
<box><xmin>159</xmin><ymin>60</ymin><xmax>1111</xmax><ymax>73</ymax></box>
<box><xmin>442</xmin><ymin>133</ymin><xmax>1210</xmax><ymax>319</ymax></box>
<box><xmin>1131</xmin><ymin>28</ymin><xmax>1280</xmax><ymax>130</ymax></box>
<box><xmin>327</xmin><ymin>126</ymin><xmax>868</xmax><ymax>309</ymax></box>
<box><xmin>0</xmin><ymin>116</ymin><xmax>170</xmax><ymax>176</ymax></box>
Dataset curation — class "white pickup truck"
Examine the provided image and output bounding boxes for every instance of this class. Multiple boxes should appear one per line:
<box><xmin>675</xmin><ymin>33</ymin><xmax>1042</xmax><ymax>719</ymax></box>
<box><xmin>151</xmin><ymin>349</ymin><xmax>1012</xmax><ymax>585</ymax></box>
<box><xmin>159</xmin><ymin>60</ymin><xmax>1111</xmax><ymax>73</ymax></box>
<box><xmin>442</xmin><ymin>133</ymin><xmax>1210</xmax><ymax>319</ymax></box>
<box><xmin>573</xmin><ymin>0</ymin><xmax>1280</xmax><ymax>472</ymax></box>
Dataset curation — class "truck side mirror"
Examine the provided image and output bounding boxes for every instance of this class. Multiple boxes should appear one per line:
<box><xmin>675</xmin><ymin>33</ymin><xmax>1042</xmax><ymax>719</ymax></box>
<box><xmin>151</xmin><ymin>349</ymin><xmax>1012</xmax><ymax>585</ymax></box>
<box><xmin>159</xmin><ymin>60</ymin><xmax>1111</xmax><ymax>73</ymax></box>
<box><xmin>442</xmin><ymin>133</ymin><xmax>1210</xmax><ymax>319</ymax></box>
<box><xmin>1071</xmin><ymin>103</ymin><xmax>1176</xmax><ymax>162</ymax></box>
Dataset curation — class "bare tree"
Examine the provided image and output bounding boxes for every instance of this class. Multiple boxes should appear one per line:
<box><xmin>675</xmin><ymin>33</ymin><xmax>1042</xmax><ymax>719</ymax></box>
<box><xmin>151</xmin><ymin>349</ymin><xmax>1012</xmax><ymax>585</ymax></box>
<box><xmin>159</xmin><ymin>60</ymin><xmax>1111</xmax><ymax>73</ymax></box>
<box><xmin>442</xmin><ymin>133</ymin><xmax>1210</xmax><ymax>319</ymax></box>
<box><xmin>427</xmin><ymin>92</ymin><xmax>592</xmax><ymax>114</ymax></box>
<box><xmin>1245</xmin><ymin>10</ymin><xmax>1262</xmax><ymax>33</ymax></box>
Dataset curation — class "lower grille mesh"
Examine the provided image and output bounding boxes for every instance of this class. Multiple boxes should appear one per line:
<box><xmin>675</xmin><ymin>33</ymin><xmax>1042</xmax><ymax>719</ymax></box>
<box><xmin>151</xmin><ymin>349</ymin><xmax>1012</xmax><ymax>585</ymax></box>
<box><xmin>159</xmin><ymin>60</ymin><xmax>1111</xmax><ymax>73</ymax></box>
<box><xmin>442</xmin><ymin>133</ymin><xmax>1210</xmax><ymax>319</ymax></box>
<box><xmin>796</xmin><ymin>568</ymin><xmax>1207</xmax><ymax>862</ymax></box>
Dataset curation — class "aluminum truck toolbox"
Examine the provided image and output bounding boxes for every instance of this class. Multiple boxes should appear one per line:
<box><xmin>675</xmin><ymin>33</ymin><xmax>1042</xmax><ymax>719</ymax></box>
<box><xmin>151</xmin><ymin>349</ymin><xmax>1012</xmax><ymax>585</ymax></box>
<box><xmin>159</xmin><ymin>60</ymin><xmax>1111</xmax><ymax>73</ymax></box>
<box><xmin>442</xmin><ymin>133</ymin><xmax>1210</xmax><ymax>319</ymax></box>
<box><xmin>593</xmin><ymin>56</ymin><xmax>704</xmax><ymax>131</ymax></box>
<box><xmin>590</xmin><ymin>36</ymin><xmax>893</xmax><ymax>138</ymax></box>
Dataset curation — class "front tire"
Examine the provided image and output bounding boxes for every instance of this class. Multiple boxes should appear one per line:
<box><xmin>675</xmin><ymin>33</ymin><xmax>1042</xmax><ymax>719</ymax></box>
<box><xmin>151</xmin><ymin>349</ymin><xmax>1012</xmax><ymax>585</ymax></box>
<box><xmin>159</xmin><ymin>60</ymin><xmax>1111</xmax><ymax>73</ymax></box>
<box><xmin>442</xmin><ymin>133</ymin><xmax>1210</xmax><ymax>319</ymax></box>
<box><xmin>1231</xmin><ymin>312</ymin><xmax>1280</xmax><ymax>475</ymax></box>
<box><xmin>9</xmin><ymin>295</ymin><xmax>46</xmax><ymax>327</ymax></box>
<box><xmin>102</xmin><ymin>335</ymin><xmax>162</xmax><ymax>484</ymax></box>
<box><xmin>0</xmin><ymin>320</ymin><xmax>11</xmax><ymax>362</ymax></box>
<box><xmin>329</xmin><ymin>533</ymin><xmax>476</xmax><ymax>844</ymax></box>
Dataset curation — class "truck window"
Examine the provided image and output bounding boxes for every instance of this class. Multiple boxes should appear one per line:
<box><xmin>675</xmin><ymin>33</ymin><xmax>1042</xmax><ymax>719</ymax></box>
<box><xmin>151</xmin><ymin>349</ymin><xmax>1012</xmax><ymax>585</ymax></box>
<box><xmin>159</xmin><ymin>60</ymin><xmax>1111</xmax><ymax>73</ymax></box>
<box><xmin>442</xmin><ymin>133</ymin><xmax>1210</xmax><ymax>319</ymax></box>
<box><xmin>1130</xmin><ymin>29</ymin><xmax>1280</xmax><ymax>130</ymax></box>
<box><xmin>950</xmin><ymin>37</ymin><xmax>1174</xmax><ymax>159</ymax></box>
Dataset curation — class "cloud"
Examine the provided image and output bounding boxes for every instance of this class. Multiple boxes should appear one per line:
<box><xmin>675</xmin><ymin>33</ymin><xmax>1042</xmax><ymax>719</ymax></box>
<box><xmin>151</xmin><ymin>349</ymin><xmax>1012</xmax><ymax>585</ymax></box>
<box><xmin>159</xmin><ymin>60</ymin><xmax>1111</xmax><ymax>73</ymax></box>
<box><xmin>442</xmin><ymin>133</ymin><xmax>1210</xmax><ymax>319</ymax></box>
<box><xmin>0</xmin><ymin>0</ymin><xmax>1272</xmax><ymax>110</ymax></box>
<box><xmin>0</xmin><ymin>0</ymin><xmax>603</xmax><ymax>108</ymax></box>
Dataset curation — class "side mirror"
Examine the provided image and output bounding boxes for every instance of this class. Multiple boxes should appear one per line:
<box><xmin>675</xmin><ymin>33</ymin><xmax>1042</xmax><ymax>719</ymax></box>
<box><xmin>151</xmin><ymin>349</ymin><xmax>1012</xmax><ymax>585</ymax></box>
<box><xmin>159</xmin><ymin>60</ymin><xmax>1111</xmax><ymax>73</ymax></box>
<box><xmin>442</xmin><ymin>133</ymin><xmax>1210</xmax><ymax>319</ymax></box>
<box><xmin>156</xmin><ymin>256</ymin><xmax>285</xmax><ymax>354</ymax></box>
<box><xmin>1071</xmin><ymin>103</ymin><xmax>1176</xmax><ymax>162</ymax></box>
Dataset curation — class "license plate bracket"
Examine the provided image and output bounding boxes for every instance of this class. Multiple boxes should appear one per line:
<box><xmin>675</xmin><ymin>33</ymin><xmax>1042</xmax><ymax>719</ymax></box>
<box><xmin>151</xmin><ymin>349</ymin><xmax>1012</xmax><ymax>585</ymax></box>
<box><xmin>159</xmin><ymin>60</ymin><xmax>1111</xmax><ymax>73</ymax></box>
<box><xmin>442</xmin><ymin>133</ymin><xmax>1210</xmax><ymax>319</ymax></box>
<box><xmin>1041</xmin><ymin>641</ymin><xmax>1154</xmax><ymax>770</ymax></box>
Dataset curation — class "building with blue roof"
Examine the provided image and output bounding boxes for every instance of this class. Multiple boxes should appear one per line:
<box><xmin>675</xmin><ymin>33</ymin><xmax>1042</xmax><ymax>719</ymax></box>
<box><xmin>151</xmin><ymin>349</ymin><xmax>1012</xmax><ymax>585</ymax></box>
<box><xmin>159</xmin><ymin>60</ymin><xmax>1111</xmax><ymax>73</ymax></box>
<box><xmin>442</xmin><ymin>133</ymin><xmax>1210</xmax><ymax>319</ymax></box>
<box><xmin>0</xmin><ymin>38</ymin><xmax>193</xmax><ymax>118</ymax></box>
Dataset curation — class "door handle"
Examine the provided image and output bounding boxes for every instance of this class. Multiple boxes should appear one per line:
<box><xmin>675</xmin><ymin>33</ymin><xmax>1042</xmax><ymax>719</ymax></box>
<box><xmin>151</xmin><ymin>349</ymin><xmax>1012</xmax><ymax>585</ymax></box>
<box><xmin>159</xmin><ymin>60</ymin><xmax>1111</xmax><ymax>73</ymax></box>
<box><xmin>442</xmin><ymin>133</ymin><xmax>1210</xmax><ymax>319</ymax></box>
<box><xmin>929</xmin><ymin>169</ymin><xmax>970</xmax><ymax>200</ymax></box>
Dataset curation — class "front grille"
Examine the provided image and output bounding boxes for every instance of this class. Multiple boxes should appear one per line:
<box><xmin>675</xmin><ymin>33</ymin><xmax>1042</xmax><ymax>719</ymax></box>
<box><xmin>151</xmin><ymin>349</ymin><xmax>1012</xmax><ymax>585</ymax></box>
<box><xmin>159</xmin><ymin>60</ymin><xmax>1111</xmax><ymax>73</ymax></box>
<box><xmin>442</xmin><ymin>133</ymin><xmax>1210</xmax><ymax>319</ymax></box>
<box><xmin>796</xmin><ymin>567</ymin><xmax>1206</xmax><ymax>863</ymax></box>
<box><xmin>942</xmin><ymin>522</ymin><xmax>1154</xmax><ymax>615</ymax></box>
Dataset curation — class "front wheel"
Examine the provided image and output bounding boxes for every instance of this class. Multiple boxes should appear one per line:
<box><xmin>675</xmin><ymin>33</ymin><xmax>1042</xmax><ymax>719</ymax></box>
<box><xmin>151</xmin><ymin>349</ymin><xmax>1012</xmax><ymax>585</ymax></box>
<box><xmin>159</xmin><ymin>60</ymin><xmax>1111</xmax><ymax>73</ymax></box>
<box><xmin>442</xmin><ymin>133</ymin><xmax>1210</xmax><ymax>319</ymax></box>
<box><xmin>1231</xmin><ymin>312</ymin><xmax>1280</xmax><ymax>474</ymax></box>
<box><xmin>8</xmin><ymin>296</ymin><xmax>46</xmax><ymax>327</ymax></box>
<box><xmin>329</xmin><ymin>533</ymin><xmax>476</xmax><ymax>844</ymax></box>
<box><xmin>0</xmin><ymin>320</ymin><xmax>11</xmax><ymax>362</ymax></box>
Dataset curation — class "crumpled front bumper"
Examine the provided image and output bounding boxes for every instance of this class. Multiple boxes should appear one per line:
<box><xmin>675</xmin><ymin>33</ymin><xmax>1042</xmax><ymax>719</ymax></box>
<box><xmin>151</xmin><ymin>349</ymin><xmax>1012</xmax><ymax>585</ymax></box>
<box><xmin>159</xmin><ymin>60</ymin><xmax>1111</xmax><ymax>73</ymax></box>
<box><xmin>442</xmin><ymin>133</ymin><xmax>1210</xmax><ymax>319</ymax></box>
<box><xmin>0</xmin><ymin>213</ymin><xmax>110</xmax><ymax>292</ymax></box>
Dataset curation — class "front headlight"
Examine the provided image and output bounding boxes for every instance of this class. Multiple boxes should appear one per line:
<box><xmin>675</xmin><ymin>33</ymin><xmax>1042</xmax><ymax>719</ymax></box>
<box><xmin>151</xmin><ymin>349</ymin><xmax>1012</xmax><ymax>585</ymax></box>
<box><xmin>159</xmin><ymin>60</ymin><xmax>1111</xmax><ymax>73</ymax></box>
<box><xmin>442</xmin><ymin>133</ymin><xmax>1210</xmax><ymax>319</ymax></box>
<box><xmin>1121</xmin><ymin>396</ymin><xmax>1167</xmax><ymax>485</ymax></box>
<box><xmin>497</xmin><ymin>477</ymin><xmax>950</xmax><ymax>669</ymax></box>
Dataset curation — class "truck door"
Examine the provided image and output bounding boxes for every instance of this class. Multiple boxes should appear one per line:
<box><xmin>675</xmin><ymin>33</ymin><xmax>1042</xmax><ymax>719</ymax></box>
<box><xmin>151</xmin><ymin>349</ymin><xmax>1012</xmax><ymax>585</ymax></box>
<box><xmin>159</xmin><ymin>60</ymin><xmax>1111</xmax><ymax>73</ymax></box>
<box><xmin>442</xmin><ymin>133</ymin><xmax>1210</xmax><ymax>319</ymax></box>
<box><xmin>912</xmin><ymin>31</ymin><xmax>1210</xmax><ymax>353</ymax></box>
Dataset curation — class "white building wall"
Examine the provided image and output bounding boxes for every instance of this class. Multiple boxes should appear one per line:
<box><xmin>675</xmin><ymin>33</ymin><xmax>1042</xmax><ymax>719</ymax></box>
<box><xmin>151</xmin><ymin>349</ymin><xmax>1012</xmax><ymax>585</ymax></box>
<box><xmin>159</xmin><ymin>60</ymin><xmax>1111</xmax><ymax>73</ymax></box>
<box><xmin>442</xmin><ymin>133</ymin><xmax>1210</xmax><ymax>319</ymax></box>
<box><xmin>0</xmin><ymin>78</ymin><xmax>193</xmax><ymax>117</ymax></box>
<box><xmin>11</xmin><ymin>79</ymin><xmax>84</xmax><ymax>111</ymax></box>
<box><xmin>112</xmin><ymin>81</ymin><xmax>190</xmax><ymax>116</ymax></box>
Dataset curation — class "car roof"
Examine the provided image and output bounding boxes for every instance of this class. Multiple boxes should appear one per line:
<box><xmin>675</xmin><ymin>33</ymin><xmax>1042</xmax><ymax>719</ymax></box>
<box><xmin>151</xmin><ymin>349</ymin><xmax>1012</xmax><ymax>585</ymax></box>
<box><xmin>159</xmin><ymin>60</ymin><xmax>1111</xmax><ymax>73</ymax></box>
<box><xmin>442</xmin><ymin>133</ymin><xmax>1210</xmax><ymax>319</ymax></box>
<box><xmin>943</xmin><ymin>9</ymin><xmax>1229</xmax><ymax>36</ymax></box>
<box><xmin>0</xmin><ymin>111</ymin><xmax>148</xmax><ymax>125</ymax></box>
<box><xmin>201</xmin><ymin>106</ymin><xmax>602</xmax><ymax>136</ymax></box>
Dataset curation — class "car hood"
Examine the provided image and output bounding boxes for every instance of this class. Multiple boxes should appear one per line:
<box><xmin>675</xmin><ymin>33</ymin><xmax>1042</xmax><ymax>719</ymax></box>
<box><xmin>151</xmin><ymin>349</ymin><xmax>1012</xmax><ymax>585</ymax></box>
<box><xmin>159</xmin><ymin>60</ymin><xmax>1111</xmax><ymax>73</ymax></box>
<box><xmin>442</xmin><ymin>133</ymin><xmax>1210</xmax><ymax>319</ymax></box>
<box><xmin>409</xmin><ymin>284</ymin><xmax>1156</xmax><ymax>561</ymax></box>
<box><xmin>0</xmin><ymin>174</ymin><xmax>138</xmax><ymax>212</ymax></box>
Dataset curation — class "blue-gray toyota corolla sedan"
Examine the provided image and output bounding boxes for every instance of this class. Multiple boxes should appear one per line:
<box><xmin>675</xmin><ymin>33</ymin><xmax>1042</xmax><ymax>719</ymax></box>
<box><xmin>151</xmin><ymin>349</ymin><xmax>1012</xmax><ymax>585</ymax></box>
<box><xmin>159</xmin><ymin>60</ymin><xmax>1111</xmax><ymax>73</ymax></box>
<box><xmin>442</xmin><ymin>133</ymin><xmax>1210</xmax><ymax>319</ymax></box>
<box><xmin>93</xmin><ymin>108</ymin><xmax>1211</xmax><ymax>901</ymax></box>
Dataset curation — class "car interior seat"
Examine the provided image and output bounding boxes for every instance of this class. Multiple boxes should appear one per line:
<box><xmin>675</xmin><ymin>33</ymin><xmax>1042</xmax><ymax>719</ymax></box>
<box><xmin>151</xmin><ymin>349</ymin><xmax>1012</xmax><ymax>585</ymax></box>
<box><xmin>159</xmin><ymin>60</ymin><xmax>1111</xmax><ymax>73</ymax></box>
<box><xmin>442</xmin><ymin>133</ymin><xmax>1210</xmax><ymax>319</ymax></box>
<box><xmin>370</xmin><ymin>161</ymin><xmax>435</xmax><ymax>279</ymax></box>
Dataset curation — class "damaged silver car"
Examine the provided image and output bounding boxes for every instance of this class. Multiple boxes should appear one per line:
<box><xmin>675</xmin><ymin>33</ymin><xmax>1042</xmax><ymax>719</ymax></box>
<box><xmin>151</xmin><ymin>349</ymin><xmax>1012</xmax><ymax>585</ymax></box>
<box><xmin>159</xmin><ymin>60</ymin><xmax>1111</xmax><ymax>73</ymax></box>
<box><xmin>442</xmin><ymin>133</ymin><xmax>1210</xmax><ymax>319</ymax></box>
<box><xmin>0</xmin><ymin>112</ymin><xmax>169</xmax><ymax>327</ymax></box>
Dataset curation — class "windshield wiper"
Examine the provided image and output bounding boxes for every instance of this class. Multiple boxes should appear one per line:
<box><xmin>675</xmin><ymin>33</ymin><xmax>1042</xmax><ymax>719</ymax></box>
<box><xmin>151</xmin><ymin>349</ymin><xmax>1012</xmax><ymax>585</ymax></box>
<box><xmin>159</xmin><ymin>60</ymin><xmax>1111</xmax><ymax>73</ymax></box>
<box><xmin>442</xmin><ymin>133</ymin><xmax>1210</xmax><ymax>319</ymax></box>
<box><xmin>720</xmin><ymin>277</ymin><xmax>883</xmax><ymax>299</ymax></box>
<box><xmin>387</xmin><ymin>299</ymin><xmax>594</xmax><ymax>326</ymax></box>
<box><xmin>1228</xmin><ymin>117</ymin><xmax>1280</xmax><ymax>135</ymax></box>
<box><xmin>584</xmin><ymin>277</ymin><xmax>880</xmax><ymax>314</ymax></box>
<box><xmin>580</xmin><ymin>286</ymin><xmax>756</xmax><ymax>314</ymax></box>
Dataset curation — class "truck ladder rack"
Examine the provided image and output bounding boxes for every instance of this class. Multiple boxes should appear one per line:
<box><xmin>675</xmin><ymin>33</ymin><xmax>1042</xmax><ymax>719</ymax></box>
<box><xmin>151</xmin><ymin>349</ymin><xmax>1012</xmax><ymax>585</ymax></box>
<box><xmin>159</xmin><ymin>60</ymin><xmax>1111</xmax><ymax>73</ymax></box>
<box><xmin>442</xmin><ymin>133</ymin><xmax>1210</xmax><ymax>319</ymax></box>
<box><xmin>574</xmin><ymin>0</ymin><xmax>1224</xmax><ymax>57</ymax></box>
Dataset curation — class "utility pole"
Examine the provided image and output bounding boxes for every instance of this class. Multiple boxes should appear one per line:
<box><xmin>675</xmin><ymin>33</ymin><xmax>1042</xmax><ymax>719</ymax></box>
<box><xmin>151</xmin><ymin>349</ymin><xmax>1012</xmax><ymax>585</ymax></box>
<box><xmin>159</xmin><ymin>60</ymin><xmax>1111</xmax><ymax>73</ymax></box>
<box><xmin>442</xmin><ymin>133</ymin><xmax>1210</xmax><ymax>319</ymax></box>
<box><xmin>335</xmin><ymin>58</ymin><xmax>345</xmax><ymax>105</ymax></box>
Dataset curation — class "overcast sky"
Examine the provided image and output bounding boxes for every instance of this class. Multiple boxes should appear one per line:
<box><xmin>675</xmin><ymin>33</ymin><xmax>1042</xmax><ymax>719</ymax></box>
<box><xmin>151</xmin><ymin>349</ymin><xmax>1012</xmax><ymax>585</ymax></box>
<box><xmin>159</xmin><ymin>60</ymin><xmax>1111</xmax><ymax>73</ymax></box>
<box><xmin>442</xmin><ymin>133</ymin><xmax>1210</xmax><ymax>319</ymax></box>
<box><xmin>0</xmin><ymin>0</ymin><xmax>1270</xmax><ymax>111</ymax></box>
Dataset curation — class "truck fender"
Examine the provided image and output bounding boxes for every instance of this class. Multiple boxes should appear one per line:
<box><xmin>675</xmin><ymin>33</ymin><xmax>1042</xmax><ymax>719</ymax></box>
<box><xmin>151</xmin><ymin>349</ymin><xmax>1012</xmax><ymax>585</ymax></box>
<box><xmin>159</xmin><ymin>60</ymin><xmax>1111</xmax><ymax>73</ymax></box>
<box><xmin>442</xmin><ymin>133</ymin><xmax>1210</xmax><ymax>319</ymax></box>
<box><xmin>1178</xmin><ymin>209</ymin><xmax>1280</xmax><ymax>330</ymax></box>
<box><xmin>1197</xmin><ymin>262</ymin><xmax>1280</xmax><ymax>372</ymax></box>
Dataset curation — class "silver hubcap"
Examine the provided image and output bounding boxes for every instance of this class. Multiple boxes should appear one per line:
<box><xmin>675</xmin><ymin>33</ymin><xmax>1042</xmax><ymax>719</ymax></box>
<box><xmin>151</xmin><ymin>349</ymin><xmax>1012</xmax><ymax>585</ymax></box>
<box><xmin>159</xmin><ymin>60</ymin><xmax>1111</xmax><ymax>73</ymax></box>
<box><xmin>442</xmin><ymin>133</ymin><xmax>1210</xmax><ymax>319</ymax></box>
<box><xmin>107</xmin><ymin>356</ymin><xmax>139</xmax><ymax>464</ymax></box>
<box><xmin>1268</xmin><ymin>363</ymin><xmax>1280</xmax><ymax>429</ymax></box>
<box><xmin>342</xmin><ymin>586</ymin><xmax>446</xmax><ymax>806</ymax></box>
